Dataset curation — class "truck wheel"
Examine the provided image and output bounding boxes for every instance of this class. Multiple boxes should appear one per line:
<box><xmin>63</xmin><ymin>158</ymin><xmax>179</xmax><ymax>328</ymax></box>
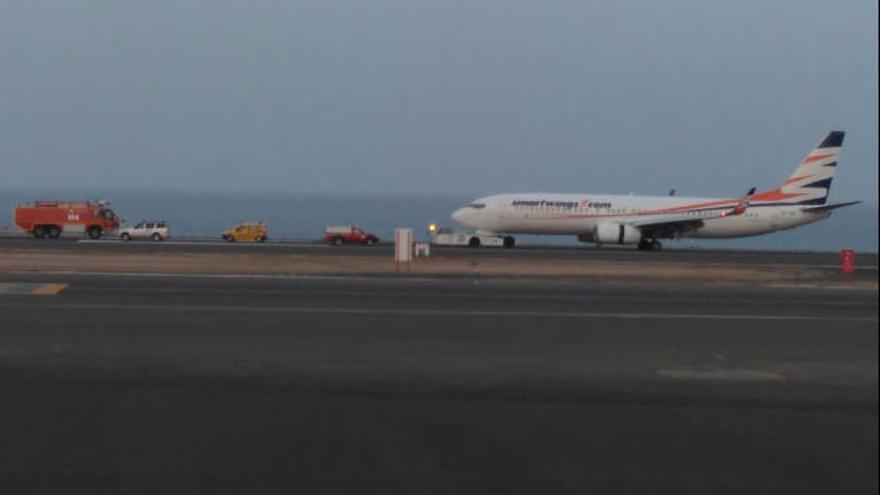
<box><xmin>333</xmin><ymin>237</ymin><xmax>343</xmax><ymax>246</ymax></box>
<box><xmin>33</xmin><ymin>226</ymin><xmax>47</xmax><ymax>239</ymax></box>
<box><xmin>503</xmin><ymin>236</ymin><xmax>515</xmax><ymax>248</ymax></box>
<box><xmin>87</xmin><ymin>227</ymin><xmax>101</xmax><ymax>239</ymax></box>
<box><xmin>151</xmin><ymin>233</ymin><xmax>163</xmax><ymax>242</ymax></box>
<box><xmin>257</xmin><ymin>236</ymin><xmax>266</xmax><ymax>243</ymax></box>
<box><xmin>468</xmin><ymin>237</ymin><xmax>481</xmax><ymax>248</ymax></box>
<box><xmin>365</xmin><ymin>238</ymin><xmax>376</xmax><ymax>246</ymax></box>
<box><xmin>121</xmin><ymin>233</ymin><xmax>131</xmax><ymax>241</ymax></box>
<box><xmin>48</xmin><ymin>226</ymin><xmax>62</xmax><ymax>239</ymax></box>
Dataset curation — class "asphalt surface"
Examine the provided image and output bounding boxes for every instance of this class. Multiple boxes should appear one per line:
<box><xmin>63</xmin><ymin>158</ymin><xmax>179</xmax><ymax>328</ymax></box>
<box><xmin>1</xmin><ymin>235</ymin><xmax>878</xmax><ymax>271</ymax></box>
<box><xmin>0</xmin><ymin>273</ymin><xmax>876</xmax><ymax>494</ymax></box>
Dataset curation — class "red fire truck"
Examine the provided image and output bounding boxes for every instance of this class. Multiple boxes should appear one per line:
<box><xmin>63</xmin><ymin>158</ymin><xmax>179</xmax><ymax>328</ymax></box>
<box><xmin>14</xmin><ymin>200</ymin><xmax>120</xmax><ymax>239</ymax></box>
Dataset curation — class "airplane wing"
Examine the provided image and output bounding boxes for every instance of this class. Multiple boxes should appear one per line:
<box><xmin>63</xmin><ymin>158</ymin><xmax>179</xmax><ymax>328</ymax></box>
<box><xmin>632</xmin><ymin>189</ymin><xmax>754</xmax><ymax>238</ymax></box>
<box><xmin>802</xmin><ymin>201</ymin><xmax>862</xmax><ymax>212</ymax></box>
<box><xmin>631</xmin><ymin>214</ymin><xmax>712</xmax><ymax>239</ymax></box>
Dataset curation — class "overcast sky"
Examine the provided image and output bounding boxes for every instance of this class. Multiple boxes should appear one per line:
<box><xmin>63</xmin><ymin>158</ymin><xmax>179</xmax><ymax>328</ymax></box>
<box><xmin>1</xmin><ymin>0</ymin><xmax>876</xmax><ymax>202</ymax></box>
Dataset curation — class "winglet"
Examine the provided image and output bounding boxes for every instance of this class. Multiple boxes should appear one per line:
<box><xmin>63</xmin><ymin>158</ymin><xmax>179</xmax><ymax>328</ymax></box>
<box><xmin>722</xmin><ymin>188</ymin><xmax>755</xmax><ymax>217</ymax></box>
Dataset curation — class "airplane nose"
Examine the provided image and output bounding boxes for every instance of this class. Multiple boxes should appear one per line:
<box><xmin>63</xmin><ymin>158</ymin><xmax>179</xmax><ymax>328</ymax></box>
<box><xmin>451</xmin><ymin>208</ymin><xmax>467</xmax><ymax>223</ymax></box>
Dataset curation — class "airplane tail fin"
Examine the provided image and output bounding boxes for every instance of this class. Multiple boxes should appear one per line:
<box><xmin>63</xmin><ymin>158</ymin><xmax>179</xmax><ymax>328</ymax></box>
<box><xmin>777</xmin><ymin>131</ymin><xmax>844</xmax><ymax>205</ymax></box>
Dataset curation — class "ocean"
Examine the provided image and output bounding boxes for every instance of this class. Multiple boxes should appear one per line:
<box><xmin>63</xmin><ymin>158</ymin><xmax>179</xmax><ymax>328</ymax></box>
<box><xmin>1</xmin><ymin>188</ymin><xmax>876</xmax><ymax>252</ymax></box>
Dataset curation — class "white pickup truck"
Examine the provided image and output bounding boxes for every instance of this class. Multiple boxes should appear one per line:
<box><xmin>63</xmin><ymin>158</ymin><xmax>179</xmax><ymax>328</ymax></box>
<box><xmin>119</xmin><ymin>221</ymin><xmax>170</xmax><ymax>242</ymax></box>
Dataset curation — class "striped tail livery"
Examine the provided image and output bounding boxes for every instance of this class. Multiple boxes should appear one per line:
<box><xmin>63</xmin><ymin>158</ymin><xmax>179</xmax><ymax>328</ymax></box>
<box><xmin>777</xmin><ymin>130</ymin><xmax>844</xmax><ymax>206</ymax></box>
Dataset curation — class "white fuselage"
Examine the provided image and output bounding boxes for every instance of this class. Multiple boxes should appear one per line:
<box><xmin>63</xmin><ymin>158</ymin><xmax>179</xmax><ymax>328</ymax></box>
<box><xmin>452</xmin><ymin>193</ymin><xmax>830</xmax><ymax>240</ymax></box>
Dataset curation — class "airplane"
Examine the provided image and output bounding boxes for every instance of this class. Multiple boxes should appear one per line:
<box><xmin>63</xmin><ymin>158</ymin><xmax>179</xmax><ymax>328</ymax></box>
<box><xmin>451</xmin><ymin>131</ymin><xmax>860</xmax><ymax>250</ymax></box>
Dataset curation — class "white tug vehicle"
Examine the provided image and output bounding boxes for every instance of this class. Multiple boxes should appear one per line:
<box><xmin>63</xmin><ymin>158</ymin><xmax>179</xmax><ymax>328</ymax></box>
<box><xmin>426</xmin><ymin>223</ymin><xmax>514</xmax><ymax>248</ymax></box>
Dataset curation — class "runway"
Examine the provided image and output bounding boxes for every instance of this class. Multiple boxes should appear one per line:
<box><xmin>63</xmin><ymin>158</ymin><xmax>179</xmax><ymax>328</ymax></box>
<box><xmin>0</xmin><ymin>273</ymin><xmax>876</xmax><ymax>493</ymax></box>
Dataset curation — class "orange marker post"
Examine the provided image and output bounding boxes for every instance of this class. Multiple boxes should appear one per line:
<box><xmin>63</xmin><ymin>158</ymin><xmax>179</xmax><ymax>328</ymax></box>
<box><xmin>840</xmin><ymin>249</ymin><xmax>856</xmax><ymax>276</ymax></box>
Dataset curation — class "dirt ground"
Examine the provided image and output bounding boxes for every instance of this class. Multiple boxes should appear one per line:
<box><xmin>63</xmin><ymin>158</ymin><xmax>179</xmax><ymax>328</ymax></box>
<box><xmin>1</xmin><ymin>249</ymin><xmax>866</xmax><ymax>288</ymax></box>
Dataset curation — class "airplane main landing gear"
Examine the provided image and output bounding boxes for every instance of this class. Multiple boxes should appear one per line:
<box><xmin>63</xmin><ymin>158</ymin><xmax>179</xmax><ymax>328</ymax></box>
<box><xmin>637</xmin><ymin>239</ymin><xmax>662</xmax><ymax>251</ymax></box>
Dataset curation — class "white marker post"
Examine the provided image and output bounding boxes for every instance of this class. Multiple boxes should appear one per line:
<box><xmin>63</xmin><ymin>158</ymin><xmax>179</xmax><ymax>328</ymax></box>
<box><xmin>394</xmin><ymin>228</ymin><xmax>413</xmax><ymax>272</ymax></box>
<box><xmin>414</xmin><ymin>242</ymin><xmax>430</xmax><ymax>258</ymax></box>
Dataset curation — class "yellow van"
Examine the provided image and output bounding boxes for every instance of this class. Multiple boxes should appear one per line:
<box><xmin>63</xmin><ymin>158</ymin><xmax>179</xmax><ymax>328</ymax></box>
<box><xmin>222</xmin><ymin>222</ymin><xmax>268</xmax><ymax>242</ymax></box>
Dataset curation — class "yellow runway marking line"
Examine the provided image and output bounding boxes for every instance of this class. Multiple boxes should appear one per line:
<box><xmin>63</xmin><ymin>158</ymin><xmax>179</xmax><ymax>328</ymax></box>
<box><xmin>32</xmin><ymin>283</ymin><xmax>68</xmax><ymax>295</ymax></box>
<box><xmin>0</xmin><ymin>282</ymin><xmax>68</xmax><ymax>296</ymax></box>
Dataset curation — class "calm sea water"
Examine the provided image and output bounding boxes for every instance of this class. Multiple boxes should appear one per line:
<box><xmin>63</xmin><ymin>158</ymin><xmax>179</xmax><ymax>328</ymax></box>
<box><xmin>1</xmin><ymin>188</ymin><xmax>876</xmax><ymax>252</ymax></box>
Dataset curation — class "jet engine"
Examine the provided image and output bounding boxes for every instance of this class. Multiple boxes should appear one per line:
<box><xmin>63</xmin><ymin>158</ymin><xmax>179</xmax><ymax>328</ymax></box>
<box><xmin>595</xmin><ymin>222</ymin><xmax>642</xmax><ymax>245</ymax></box>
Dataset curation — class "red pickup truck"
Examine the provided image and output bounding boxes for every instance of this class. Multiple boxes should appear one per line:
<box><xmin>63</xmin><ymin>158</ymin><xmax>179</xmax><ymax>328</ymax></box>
<box><xmin>324</xmin><ymin>225</ymin><xmax>380</xmax><ymax>246</ymax></box>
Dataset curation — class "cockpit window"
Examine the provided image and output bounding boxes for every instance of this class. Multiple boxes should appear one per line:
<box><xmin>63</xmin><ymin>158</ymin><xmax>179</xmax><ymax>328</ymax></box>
<box><xmin>468</xmin><ymin>203</ymin><xmax>486</xmax><ymax>209</ymax></box>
